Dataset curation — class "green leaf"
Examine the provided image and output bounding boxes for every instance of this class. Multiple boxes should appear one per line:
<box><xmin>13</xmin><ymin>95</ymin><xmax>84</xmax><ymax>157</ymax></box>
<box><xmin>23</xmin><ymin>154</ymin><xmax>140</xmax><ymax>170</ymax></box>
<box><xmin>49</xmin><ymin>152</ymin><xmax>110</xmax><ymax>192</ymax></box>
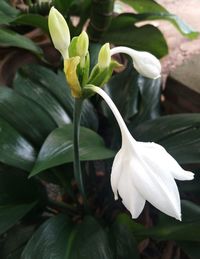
<box><xmin>0</xmin><ymin>169</ymin><xmax>44</xmax><ymax>235</ymax></box>
<box><xmin>0</xmin><ymin>169</ymin><xmax>43</xmax><ymax>205</ymax></box>
<box><xmin>67</xmin><ymin>216</ymin><xmax>113</xmax><ymax>259</ymax></box>
<box><xmin>14</xmin><ymin>73</ymin><xmax>71</xmax><ymax>127</ymax></box>
<box><xmin>53</xmin><ymin>0</ymin><xmax>74</xmax><ymax>14</ymax></box>
<box><xmin>19</xmin><ymin>65</ymin><xmax>99</xmax><ymax>130</ymax></box>
<box><xmin>134</xmin><ymin>201</ymin><xmax>200</xmax><ymax>242</ymax></box>
<box><xmin>0</xmin><ymin>86</ymin><xmax>56</xmax><ymax>146</ymax></box>
<box><xmin>1</xmin><ymin>224</ymin><xmax>35</xmax><ymax>259</ymax></box>
<box><xmin>178</xmin><ymin>241</ymin><xmax>200</xmax><ymax>259</ymax></box>
<box><xmin>30</xmin><ymin>124</ymin><xmax>115</xmax><ymax>176</ymax></box>
<box><xmin>111</xmin><ymin>214</ymin><xmax>139</xmax><ymax>258</ymax></box>
<box><xmin>105</xmin><ymin>63</ymin><xmax>161</xmax><ymax>123</ymax></box>
<box><xmin>21</xmin><ymin>214</ymin><xmax>73</xmax><ymax>259</ymax></box>
<box><xmin>122</xmin><ymin>0</ymin><xmax>199</xmax><ymax>39</ymax></box>
<box><xmin>0</xmin><ymin>0</ymin><xmax>19</xmax><ymax>25</ymax></box>
<box><xmin>0</xmin><ymin>203</ymin><xmax>36</xmax><ymax>236</ymax></box>
<box><xmin>0</xmin><ymin>117</ymin><xmax>35</xmax><ymax>171</ymax></box>
<box><xmin>0</xmin><ymin>29</ymin><xmax>43</xmax><ymax>56</ymax></box>
<box><xmin>103</xmin><ymin>16</ymin><xmax>168</xmax><ymax>58</ymax></box>
<box><xmin>13</xmin><ymin>14</ymin><xmax>48</xmax><ymax>33</ymax></box>
<box><xmin>133</xmin><ymin>114</ymin><xmax>200</xmax><ymax>164</ymax></box>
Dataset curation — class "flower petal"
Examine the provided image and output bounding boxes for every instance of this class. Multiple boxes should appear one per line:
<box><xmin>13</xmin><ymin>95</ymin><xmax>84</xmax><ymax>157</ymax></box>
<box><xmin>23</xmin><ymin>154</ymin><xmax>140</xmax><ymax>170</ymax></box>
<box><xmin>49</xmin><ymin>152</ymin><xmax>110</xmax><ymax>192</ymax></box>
<box><xmin>139</xmin><ymin>142</ymin><xmax>194</xmax><ymax>181</ymax></box>
<box><xmin>111</xmin><ymin>149</ymin><xmax>124</xmax><ymax>200</ymax></box>
<box><xmin>117</xmin><ymin>168</ymin><xmax>146</xmax><ymax>218</ymax></box>
<box><xmin>131</xmin><ymin>149</ymin><xmax>181</xmax><ymax>220</ymax></box>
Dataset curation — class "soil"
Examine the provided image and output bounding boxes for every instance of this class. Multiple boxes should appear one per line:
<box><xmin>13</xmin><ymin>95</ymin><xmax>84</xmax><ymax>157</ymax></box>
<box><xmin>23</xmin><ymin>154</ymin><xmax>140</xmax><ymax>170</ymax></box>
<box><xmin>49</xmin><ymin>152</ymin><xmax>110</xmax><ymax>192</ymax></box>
<box><xmin>156</xmin><ymin>0</ymin><xmax>200</xmax><ymax>77</ymax></box>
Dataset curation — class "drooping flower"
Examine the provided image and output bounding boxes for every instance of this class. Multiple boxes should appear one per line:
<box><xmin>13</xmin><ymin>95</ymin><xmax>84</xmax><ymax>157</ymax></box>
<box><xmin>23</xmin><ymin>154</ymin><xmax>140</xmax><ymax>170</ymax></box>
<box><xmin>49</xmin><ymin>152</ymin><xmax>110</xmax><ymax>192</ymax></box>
<box><xmin>110</xmin><ymin>46</ymin><xmax>161</xmax><ymax>79</ymax></box>
<box><xmin>88</xmin><ymin>85</ymin><xmax>194</xmax><ymax>220</ymax></box>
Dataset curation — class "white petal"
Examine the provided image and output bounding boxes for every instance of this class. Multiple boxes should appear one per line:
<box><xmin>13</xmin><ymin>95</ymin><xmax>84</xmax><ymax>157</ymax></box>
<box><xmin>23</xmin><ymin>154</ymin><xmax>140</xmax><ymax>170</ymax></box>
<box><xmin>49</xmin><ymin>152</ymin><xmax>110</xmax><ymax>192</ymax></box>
<box><xmin>130</xmin><ymin>151</ymin><xmax>181</xmax><ymax>220</ymax></box>
<box><xmin>111</xmin><ymin>149</ymin><xmax>124</xmax><ymax>200</ymax></box>
<box><xmin>139</xmin><ymin>142</ymin><xmax>194</xmax><ymax>181</ymax></box>
<box><xmin>117</xmin><ymin>167</ymin><xmax>145</xmax><ymax>218</ymax></box>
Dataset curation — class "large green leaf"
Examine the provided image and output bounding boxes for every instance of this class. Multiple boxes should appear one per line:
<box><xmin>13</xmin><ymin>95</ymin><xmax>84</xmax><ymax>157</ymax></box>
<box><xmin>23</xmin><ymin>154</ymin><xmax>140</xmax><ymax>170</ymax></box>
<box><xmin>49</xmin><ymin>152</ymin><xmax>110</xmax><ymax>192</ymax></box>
<box><xmin>0</xmin><ymin>0</ymin><xmax>19</xmax><ymax>25</ymax></box>
<box><xmin>122</xmin><ymin>0</ymin><xmax>199</xmax><ymax>39</ymax></box>
<box><xmin>0</xmin><ymin>117</ymin><xmax>35</xmax><ymax>171</ymax></box>
<box><xmin>178</xmin><ymin>241</ymin><xmax>200</xmax><ymax>259</ymax></box>
<box><xmin>104</xmin><ymin>63</ymin><xmax>161</xmax><ymax>123</ymax></box>
<box><xmin>111</xmin><ymin>214</ymin><xmax>139</xmax><ymax>259</ymax></box>
<box><xmin>19</xmin><ymin>65</ymin><xmax>98</xmax><ymax>130</ymax></box>
<box><xmin>0</xmin><ymin>203</ymin><xmax>36</xmax><ymax>236</ymax></box>
<box><xmin>14</xmin><ymin>73</ymin><xmax>71</xmax><ymax>127</ymax></box>
<box><xmin>103</xmin><ymin>16</ymin><xmax>168</xmax><ymax>58</ymax></box>
<box><xmin>133</xmin><ymin>201</ymin><xmax>200</xmax><ymax>242</ymax></box>
<box><xmin>67</xmin><ymin>216</ymin><xmax>113</xmax><ymax>259</ymax></box>
<box><xmin>0</xmin><ymin>29</ymin><xmax>43</xmax><ymax>56</ymax></box>
<box><xmin>0</xmin><ymin>86</ymin><xmax>56</xmax><ymax>146</ymax></box>
<box><xmin>22</xmin><ymin>215</ymin><xmax>113</xmax><ymax>259</ymax></box>
<box><xmin>14</xmin><ymin>14</ymin><xmax>48</xmax><ymax>33</ymax></box>
<box><xmin>30</xmin><ymin>124</ymin><xmax>115</xmax><ymax>176</ymax></box>
<box><xmin>0</xmin><ymin>169</ymin><xmax>42</xmax><ymax>235</ymax></box>
<box><xmin>21</xmin><ymin>214</ymin><xmax>73</xmax><ymax>259</ymax></box>
<box><xmin>132</xmin><ymin>114</ymin><xmax>200</xmax><ymax>164</ymax></box>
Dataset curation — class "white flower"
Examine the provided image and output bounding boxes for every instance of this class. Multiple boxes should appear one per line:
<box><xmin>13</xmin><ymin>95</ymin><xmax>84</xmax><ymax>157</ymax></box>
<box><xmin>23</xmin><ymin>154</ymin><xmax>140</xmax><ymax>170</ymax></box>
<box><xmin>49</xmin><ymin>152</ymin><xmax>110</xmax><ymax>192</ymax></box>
<box><xmin>48</xmin><ymin>7</ymin><xmax>70</xmax><ymax>59</ymax></box>
<box><xmin>110</xmin><ymin>46</ymin><xmax>161</xmax><ymax>79</ymax></box>
<box><xmin>90</xmin><ymin>85</ymin><xmax>194</xmax><ymax>220</ymax></box>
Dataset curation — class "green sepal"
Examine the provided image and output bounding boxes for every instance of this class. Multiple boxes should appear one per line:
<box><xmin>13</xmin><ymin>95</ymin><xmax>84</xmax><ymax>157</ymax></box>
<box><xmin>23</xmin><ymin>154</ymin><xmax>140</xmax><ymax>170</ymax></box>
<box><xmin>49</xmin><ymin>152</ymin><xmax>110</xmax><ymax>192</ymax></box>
<box><xmin>78</xmin><ymin>52</ymin><xmax>90</xmax><ymax>87</ymax></box>
<box><xmin>68</xmin><ymin>36</ymin><xmax>78</xmax><ymax>58</ymax></box>
<box><xmin>88</xmin><ymin>60</ymin><xmax>122</xmax><ymax>87</ymax></box>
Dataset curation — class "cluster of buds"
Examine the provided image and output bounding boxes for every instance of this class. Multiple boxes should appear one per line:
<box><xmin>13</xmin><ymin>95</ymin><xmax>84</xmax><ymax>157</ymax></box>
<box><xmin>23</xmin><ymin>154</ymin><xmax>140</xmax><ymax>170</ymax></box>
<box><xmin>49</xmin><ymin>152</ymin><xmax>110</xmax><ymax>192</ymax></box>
<box><xmin>48</xmin><ymin>7</ymin><xmax>161</xmax><ymax>98</ymax></box>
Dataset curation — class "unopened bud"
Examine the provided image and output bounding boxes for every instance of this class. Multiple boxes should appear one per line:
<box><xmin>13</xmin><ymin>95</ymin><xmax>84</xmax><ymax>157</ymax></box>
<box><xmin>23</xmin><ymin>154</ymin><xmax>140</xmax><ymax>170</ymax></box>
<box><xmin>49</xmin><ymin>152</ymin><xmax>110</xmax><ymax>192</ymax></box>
<box><xmin>98</xmin><ymin>43</ymin><xmax>111</xmax><ymax>69</ymax></box>
<box><xmin>48</xmin><ymin>7</ymin><xmax>70</xmax><ymax>59</ymax></box>
<box><xmin>77</xmin><ymin>31</ymin><xmax>89</xmax><ymax>58</ymax></box>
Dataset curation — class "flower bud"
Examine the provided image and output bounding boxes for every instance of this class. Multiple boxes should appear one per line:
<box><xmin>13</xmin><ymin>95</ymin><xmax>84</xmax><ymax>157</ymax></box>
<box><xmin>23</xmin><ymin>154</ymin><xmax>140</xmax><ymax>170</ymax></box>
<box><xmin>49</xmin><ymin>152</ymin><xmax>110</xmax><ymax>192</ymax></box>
<box><xmin>77</xmin><ymin>31</ymin><xmax>89</xmax><ymax>58</ymax></box>
<box><xmin>98</xmin><ymin>43</ymin><xmax>111</xmax><ymax>69</ymax></box>
<box><xmin>48</xmin><ymin>7</ymin><xmax>70</xmax><ymax>59</ymax></box>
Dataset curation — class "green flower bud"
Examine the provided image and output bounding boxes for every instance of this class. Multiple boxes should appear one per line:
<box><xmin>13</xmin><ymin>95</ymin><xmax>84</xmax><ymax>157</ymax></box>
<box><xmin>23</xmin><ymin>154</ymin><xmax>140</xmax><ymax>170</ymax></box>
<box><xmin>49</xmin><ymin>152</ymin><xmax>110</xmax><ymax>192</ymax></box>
<box><xmin>77</xmin><ymin>31</ymin><xmax>89</xmax><ymax>58</ymax></box>
<box><xmin>48</xmin><ymin>7</ymin><xmax>70</xmax><ymax>59</ymax></box>
<box><xmin>98</xmin><ymin>43</ymin><xmax>111</xmax><ymax>69</ymax></box>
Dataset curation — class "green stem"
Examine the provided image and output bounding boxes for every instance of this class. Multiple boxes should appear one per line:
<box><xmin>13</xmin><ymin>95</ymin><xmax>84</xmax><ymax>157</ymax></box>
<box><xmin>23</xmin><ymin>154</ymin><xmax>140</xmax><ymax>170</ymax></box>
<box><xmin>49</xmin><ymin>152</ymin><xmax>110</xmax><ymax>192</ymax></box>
<box><xmin>47</xmin><ymin>198</ymin><xmax>77</xmax><ymax>215</ymax></box>
<box><xmin>73</xmin><ymin>98</ymin><xmax>86</xmax><ymax>203</ymax></box>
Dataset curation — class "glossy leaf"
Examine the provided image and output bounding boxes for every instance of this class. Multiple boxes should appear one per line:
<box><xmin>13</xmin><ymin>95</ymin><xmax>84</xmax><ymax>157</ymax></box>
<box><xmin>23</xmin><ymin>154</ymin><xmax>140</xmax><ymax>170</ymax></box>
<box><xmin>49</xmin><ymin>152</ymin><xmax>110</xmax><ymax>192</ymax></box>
<box><xmin>0</xmin><ymin>169</ymin><xmax>43</xmax><ymax>205</ymax></box>
<box><xmin>0</xmin><ymin>29</ymin><xmax>43</xmax><ymax>56</ymax></box>
<box><xmin>103</xmin><ymin>16</ymin><xmax>168</xmax><ymax>58</ymax></box>
<box><xmin>19</xmin><ymin>65</ymin><xmax>98</xmax><ymax>130</ymax></box>
<box><xmin>67</xmin><ymin>216</ymin><xmax>113</xmax><ymax>259</ymax></box>
<box><xmin>14</xmin><ymin>73</ymin><xmax>71</xmax><ymax>127</ymax></box>
<box><xmin>111</xmin><ymin>214</ymin><xmax>139</xmax><ymax>258</ymax></box>
<box><xmin>0</xmin><ymin>86</ymin><xmax>56</xmax><ymax>146</ymax></box>
<box><xmin>0</xmin><ymin>203</ymin><xmax>36</xmax><ymax>236</ymax></box>
<box><xmin>122</xmin><ymin>0</ymin><xmax>199</xmax><ymax>39</ymax></box>
<box><xmin>132</xmin><ymin>114</ymin><xmax>200</xmax><ymax>164</ymax></box>
<box><xmin>0</xmin><ymin>0</ymin><xmax>19</xmax><ymax>25</ymax></box>
<box><xmin>21</xmin><ymin>214</ymin><xmax>73</xmax><ymax>259</ymax></box>
<box><xmin>54</xmin><ymin>0</ymin><xmax>74</xmax><ymax>14</ymax></box>
<box><xmin>133</xmin><ymin>201</ymin><xmax>200</xmax><ymax>242</ymax></box>
<box><xmin>0</xmin><ymin>117</ymin><xmax>35</xmax><ymax>171</ymax></box>
<box><xmin>14</xmin><ymin>14</ymin><xmax>48</xmax><ymax>33</ymax></box>
<box><xmin>178</xmin><ymin>241</ymin><xmax>200</xmax><ymax>259</ymax></box>
<box><xmin>30</xmin><ymin>124</ymin><xmax>115</xmax><ymax>176</ymax></box>
<box><xmin>104</xmin><ymin>63</ymin><xmax>161</xmax><ymax>123</ymax></box>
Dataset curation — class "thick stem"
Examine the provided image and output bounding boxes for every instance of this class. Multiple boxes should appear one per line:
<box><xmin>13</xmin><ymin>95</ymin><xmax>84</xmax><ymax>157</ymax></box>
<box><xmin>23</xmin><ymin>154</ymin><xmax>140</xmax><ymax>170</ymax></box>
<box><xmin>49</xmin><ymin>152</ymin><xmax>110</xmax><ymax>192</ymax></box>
<box><xmin>73</xmin><ymin>98</ymin><xmax>86</xmax><ymax>201</ymax></box>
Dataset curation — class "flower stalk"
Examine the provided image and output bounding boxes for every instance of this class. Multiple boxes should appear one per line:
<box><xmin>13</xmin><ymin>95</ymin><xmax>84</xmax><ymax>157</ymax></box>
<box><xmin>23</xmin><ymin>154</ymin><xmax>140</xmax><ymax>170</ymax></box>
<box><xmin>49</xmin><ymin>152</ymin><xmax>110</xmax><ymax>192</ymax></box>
<box><xmin>73</xmin><ymin>98</ymin><xmax>86</xmax><ymax>202</ymax></box>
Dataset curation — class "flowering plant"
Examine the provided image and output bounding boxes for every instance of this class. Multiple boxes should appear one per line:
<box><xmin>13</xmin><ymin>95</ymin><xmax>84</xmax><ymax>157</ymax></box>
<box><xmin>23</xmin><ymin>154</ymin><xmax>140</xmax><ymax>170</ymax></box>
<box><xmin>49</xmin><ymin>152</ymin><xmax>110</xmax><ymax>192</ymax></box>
<box><xmin>0</xmin><ymin>2</ymin><xmax>199</xmax><ymax>259</ymax></box>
